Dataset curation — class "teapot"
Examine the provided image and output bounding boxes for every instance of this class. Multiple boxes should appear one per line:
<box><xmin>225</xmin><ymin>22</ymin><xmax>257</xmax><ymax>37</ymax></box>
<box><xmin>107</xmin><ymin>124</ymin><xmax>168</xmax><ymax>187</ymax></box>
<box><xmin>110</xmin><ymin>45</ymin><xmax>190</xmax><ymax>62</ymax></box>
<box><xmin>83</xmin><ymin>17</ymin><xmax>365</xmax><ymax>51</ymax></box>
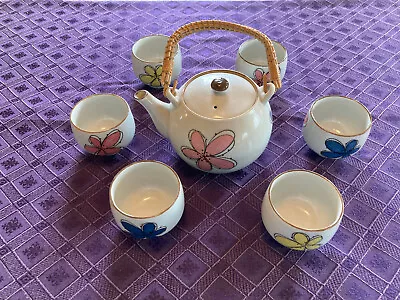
<box><xmin>135</xmin><ymin>20</ymin><xmax>282</xmax><ymax>173</ymax></box>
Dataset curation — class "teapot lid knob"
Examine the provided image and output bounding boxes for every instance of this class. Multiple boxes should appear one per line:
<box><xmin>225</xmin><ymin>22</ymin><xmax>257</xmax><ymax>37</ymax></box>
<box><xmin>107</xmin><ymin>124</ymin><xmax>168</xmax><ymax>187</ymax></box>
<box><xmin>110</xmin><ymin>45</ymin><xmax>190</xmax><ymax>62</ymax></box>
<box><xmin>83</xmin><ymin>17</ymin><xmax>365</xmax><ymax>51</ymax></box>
<box><xmin>211</xmin><ymin>78</ymin><xmax>229</xmax><ymax>92</ymax></box>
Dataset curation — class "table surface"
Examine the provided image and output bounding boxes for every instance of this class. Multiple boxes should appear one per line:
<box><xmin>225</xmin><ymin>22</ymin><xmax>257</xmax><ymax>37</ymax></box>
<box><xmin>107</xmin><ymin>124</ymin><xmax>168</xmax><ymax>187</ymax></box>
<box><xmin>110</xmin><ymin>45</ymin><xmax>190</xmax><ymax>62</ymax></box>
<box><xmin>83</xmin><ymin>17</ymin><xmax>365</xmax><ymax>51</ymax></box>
<box><xmin>0</xmin><ymin>1</ymin><xmax>399</xmax><ymax>299</ymax></box>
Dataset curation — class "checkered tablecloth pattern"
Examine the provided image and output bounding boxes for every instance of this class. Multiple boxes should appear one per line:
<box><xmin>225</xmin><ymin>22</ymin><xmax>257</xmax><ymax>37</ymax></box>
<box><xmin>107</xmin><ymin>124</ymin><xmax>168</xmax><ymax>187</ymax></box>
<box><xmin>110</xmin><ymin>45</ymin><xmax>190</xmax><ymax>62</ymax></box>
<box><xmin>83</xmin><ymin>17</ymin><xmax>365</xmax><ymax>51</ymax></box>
<box><xmin>0</xmin><ymin>0</ymin><xmax>399</xmax><ymax>299</ymax></box>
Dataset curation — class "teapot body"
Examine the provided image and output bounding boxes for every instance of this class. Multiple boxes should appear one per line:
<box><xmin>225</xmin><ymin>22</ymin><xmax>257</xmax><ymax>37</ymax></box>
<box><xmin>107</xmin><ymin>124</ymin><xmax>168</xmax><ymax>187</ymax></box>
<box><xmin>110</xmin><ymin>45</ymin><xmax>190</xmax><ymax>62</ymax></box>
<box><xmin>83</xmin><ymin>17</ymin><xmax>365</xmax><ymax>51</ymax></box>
<box><xmin>168</xmin><ymin>99</ymin><xmax>273</xmax><ymax>173</ymax></box>
<box><xmin>133</xmin><ymin>21</ymin><xmax>282</xmax><ymax>173</ymax></box>
<box><xmin>135</xmin><ymin>68</ymin><xmax>277</xmax><ymax>174</ymax></box>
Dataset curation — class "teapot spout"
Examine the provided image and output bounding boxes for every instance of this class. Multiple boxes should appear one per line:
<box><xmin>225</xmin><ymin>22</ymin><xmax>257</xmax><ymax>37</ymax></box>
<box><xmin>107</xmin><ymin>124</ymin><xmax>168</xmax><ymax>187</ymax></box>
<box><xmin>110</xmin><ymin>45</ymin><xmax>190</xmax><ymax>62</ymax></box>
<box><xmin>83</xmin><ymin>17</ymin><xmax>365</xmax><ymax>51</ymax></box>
<box><xmin>134</xmin><ymin>90</ymin><xmax>171</xmax><ymax>139</ymax></box>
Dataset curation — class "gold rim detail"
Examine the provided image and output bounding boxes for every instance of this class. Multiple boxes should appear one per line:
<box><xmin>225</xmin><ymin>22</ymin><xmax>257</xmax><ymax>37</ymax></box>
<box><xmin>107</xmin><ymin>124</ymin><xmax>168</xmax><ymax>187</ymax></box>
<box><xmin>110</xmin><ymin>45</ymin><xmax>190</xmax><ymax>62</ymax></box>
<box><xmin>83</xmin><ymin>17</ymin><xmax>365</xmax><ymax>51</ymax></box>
<box><xmin>310</xmin><ymin>95</ymin><xmax>372</xmax><ymax>137</ymax></box>
<box><xmin>238</xmin><ymin>39</ymin><xmax>287</xmax><ymax>66</ymax></box>
<box><xmin>109</xmin><ymin>160</ymin><xmax>182</xmax><ymax>219</ymax></box>
<box><xmin>132</xmin><ymin>34</ymin><xmax>180</xmax><ymax>63</ymax></box>
<box><xmin>267</xmin><ymin>169</ymin><xmax>344</xmax><ymax>232</ymax></box>
<box><xmin>70</xmin><ymin>94</ymin><xmax>130</xmax><ymax>133</ymax></box>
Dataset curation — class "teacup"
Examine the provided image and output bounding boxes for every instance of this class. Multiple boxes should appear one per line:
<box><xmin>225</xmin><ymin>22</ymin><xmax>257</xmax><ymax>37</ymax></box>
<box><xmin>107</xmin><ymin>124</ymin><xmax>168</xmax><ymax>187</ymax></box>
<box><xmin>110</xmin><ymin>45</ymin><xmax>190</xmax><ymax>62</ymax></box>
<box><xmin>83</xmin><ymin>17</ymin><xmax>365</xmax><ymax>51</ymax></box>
<box><xmin>110</xmin><ymin>160</ymin><xmax>184</xmax><ymax>239</ymax></box>
<box><xmin>261</xmin><ymin>170</ymin><xmax>343</xmax><ymax>250</ymax></box>
<box><xmin>131</xmin><ymin>34</ymin><xmax>182</xmax><ymax>88</ymax></box>
<box><xmin>70</xmin><ymin>94</ymin><xmax>135</xmax><ymax>156</ymax></box>
<box><xmin>236</xmin><ymin>39</ymin><xmax>287</xmax><ymax>85</ymax></box>
<box><xmin>302</xmin><ymin>95</ymin><xmax>372</xmax><ymax>159</ymax></box>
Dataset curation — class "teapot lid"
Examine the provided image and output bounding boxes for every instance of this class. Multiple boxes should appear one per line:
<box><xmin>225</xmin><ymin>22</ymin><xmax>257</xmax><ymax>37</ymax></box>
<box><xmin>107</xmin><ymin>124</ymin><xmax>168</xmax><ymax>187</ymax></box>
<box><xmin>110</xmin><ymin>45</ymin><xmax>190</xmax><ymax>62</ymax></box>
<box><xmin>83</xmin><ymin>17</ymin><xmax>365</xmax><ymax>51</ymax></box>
<box><xmin>182</xmin><ymin>70</ymin><xmax>258</xmax><ymax>119</ymax></box>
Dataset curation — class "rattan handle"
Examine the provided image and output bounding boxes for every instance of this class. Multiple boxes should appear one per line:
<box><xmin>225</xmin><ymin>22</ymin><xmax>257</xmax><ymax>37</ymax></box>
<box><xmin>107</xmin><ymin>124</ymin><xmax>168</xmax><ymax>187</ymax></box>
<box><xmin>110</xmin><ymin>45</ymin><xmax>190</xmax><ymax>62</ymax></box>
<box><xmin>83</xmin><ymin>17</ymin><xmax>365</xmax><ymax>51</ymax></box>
<box><xmin>161</xmin><ymin>20</ymin><xmax>282</xmax><ymax>95</ymax></box>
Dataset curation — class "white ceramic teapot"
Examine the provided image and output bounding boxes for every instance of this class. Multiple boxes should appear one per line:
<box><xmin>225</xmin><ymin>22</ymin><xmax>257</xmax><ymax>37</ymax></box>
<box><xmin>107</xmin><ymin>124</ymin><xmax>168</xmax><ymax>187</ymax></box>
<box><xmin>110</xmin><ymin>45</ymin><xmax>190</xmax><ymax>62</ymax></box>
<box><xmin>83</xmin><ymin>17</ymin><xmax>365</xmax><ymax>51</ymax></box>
<box><xmin>135</xmin><ymin>20</ymin><xmax>282</xmax><ymax>173</ymax></box>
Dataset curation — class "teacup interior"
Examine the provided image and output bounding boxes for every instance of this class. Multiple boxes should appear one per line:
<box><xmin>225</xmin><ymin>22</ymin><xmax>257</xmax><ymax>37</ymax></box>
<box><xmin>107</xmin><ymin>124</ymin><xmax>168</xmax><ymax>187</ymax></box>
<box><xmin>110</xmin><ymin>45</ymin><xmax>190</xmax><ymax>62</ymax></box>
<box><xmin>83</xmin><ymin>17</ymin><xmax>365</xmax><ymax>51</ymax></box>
<box><xmin>132</xmin><ymin>35</ymin><xmax>169</xmax><ymax>62</ymax></box>
<box><xmin>71</xmin><ymin>94</ymin><xmax>128</xmax><ymax>132</ymax></box>
<box><xmin>111</xmin><ymin>162</ymin><xmax>180</xmax><ymax>218</ymax></box>
<box><xmin>312</xmin><ymin>96</ymin><xmax>371</xmax><ymax>136</ymax></box>
<box><xmin>239</xmin><ymin>39</ymin><xmax>286</xmax><ymax>66</ymax></box>
<box><xmin>269</xmin><ymin>171</ymin><xmax>342</xmax><ymax>231</ymax></box>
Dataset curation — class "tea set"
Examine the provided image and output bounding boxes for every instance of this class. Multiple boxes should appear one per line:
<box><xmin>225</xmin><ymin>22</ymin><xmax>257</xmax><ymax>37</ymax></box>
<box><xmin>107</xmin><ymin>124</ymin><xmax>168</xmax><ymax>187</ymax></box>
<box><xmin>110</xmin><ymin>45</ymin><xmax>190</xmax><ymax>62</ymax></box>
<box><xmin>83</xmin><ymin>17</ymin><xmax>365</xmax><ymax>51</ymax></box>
<box><xmin>70</xmin><ymin>20</ymin><xmax>372</xmax><ymax>249</ymax></box>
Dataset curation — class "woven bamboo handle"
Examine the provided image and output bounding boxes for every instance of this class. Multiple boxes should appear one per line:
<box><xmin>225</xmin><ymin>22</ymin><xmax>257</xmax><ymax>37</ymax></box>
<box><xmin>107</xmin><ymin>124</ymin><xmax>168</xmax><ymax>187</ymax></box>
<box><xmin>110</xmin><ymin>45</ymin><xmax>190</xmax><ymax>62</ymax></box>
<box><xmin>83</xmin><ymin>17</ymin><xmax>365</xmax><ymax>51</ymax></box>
<box><xmin>161</xmin><ymin>20</ymin><xmax>281</xmax><ymax>95</ymax></box>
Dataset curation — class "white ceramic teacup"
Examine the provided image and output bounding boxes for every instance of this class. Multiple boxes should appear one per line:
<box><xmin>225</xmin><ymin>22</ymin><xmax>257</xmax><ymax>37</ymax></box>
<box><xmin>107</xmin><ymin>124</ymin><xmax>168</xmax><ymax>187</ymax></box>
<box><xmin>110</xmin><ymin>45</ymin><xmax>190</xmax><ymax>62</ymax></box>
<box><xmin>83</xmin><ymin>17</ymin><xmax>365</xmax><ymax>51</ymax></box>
<box><xmin>70</xmin><ymin>94</ymin><xmax>135</xmax><ymax>156</ymax></box>
<box><xmin>261</xmin><ymin>170</ymin><xmax>343</xmax><ymax>250</ymax></box>
<box><xmin>302</xmin><ymin>96</ymin><xmax>372</xmax><ymax>159</ymax></box>
<box><xmin>236</xmin><ymin>39</ymin><xmax>287</xmax><ymax>85</ymax></box>
<box><xmin>110</xmin><ymin>160</ymin><xmax>184</xmax><ymax>239</ymax></box>
<box><xmin>132</xmin><ymin>34</ymin><xmax>182</xmax><ymax>88</ymax></box>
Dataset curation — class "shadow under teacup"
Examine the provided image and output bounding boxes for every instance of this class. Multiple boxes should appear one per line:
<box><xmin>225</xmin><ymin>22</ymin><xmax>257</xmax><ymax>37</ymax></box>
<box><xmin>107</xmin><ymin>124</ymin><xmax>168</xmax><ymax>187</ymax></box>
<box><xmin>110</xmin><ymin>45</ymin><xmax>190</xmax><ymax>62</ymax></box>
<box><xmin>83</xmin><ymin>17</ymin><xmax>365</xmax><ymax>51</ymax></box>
<box><xmin>303</xmin><ymin>95</ymin><xmax>372</xmax><ymax>159</ymax></box>
<box><xmin>70</xmin><ymin>94</ymin><xmax>135</xmax><ymax>156</ymax></box>
<box><xmin>236</xmin><ymin>39</ymin><xmax>287</xmax><ymax>86</ymax></box>
<box><xmin>261</xmin><ymin>170</ymin><xmax>343</xmax><ymax>251</ymax></box>
<box><xmin>132</xmin><ymin>34</ymin><xmax>182</xmax><ymax>88</ymax></box>
<box><xmin>110</xmin><ymin>161</ymin><xmax>184</xmax><ymax>239</ymax></box>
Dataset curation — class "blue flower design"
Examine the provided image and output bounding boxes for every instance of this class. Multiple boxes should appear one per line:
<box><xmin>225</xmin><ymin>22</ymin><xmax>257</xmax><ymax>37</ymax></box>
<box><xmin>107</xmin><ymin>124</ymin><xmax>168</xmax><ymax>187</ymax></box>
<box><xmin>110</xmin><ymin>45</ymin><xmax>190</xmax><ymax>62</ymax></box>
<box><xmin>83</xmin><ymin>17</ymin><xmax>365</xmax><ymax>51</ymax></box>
<box><xmin>320</xmin><ymin>138</ymin><xmax>360</xmax><ymax>159</ymax></box>
<box><xmin>121</xmin><ymin>220</ymin><xmax>166</xmax><ymax>239</ymax></box>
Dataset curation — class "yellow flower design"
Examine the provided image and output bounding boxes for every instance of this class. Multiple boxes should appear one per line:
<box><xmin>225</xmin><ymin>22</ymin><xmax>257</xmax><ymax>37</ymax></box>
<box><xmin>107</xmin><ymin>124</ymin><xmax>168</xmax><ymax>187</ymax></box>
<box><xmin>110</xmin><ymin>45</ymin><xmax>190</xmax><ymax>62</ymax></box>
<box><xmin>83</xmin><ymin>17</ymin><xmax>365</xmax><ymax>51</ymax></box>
<box><xmin>274</xmin><ymin>232</ymin><xmax>323</xmax><ymax>251</ymax></box>
<box><xmin>139</xmin><ymin>65</ymin><xmax>162</xmax><ymax>87</ymax></box>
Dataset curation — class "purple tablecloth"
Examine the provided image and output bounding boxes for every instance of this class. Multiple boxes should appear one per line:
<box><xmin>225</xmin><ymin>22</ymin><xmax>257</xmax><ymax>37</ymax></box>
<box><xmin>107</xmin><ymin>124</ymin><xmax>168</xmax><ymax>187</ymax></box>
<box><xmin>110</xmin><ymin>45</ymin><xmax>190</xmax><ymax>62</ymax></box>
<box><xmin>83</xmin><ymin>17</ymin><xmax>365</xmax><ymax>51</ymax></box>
<box><xmin>0</xmin><ymin>1</ymin><xmax>399</xmax><ymax>299</ymax></box>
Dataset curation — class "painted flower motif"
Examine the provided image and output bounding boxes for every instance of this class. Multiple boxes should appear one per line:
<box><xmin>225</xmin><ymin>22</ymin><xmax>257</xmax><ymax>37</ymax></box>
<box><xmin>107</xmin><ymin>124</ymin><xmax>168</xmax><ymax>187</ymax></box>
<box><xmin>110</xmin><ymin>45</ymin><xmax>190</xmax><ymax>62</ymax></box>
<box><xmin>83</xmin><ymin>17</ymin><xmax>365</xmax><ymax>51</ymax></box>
<box><xmin>303</xmin><ymin>113</ymin><xmax>309</xmax><ymax>127</ymax></box>
<box><xmin>181</xmin><ymin>129</ymin><xmax>237</xmax><ymax>171</ymax></box>
<box><xmin>84</xmin><ymin>129</ymin><xmax>123</xmax><ymax>156</ymax></box>
<box><xmin>121</xmin><ymin>220</ymin><xmax>167</xmax><ymax>239</ymax></box>
<box><xmin>274</xmin><ymin>232</ymin><xmax>323</xmax><ymax>250</ymax></box>
<box><xmin>253</xmin><ymin>66</ymin><xmax>281</xmax><ymax>86</ymax></box>
<box><xmin>253</xmin><ymin>68</ymin><xmax>269</xmax><ymax>86</ymax></box>
<box><xmin>139</xmin><ymin>65</ymin><xmax>162</xmax><ymax>88</ymax></box>
<box><xmin>320</xmin><ymin>138</ymin><xmax>360</xmax><ymax>159</ymax></box>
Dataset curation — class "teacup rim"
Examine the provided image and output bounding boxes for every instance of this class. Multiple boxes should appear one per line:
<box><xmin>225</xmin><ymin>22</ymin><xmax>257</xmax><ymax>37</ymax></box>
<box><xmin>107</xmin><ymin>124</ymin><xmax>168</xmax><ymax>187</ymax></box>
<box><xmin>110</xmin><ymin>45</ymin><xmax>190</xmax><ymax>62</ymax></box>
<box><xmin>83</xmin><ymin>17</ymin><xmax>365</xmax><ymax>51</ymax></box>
<box><xmin>70</xmin><ymin>93</ymin><xmax>130</xmax><ymax>134</ymax></box>
<box><xmin>238</xmin><ymin>38</ymin><xmax>287</xmax><ymax>67</ymax></box>
<box><xmin>131</xmin><ymin>34</ymin><xmax>180</xmax><ymax>63</ymax></box>
<box><xmin>310</xmin><ymin>95</ymin><xmax>372</xmax><ymax>137</ymax></box>
<box><xmin>267</xmin><ymin>169</ymin><xmax>344</xmax><ymax>232</ymax></box>
<box><xmin>110</xmin><ymin>160</ymin><xmax>181</xmax><ymax>219</ymax></box>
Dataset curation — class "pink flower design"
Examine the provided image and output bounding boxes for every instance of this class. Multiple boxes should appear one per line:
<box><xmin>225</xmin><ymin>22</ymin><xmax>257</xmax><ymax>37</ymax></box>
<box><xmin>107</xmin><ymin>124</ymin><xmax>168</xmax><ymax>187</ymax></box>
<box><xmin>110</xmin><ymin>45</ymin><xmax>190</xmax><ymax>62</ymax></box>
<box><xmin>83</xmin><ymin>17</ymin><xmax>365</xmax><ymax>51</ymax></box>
<box><xmin>181</xmin><ymin>130</ymin><xmax>237</xmax><ymax>171</ymax></box>
<box><xmin>84</xmin><ymin>129</ymin><xmax>123</xmax><ymax>156</ymax></box>
<box><xmin>253</xmin><ymin>66</ymin><xmax>281</xmax><ymax>86</ymax></box>
<box><xmin>253</xmin><ymin>68</ymin><xmax>270</xmax><ymax>86</ymax></box>
<box><xmin>303</xmin><ymin>113</ymin><xmax>309</xmax><ymax>127</ymax></box>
